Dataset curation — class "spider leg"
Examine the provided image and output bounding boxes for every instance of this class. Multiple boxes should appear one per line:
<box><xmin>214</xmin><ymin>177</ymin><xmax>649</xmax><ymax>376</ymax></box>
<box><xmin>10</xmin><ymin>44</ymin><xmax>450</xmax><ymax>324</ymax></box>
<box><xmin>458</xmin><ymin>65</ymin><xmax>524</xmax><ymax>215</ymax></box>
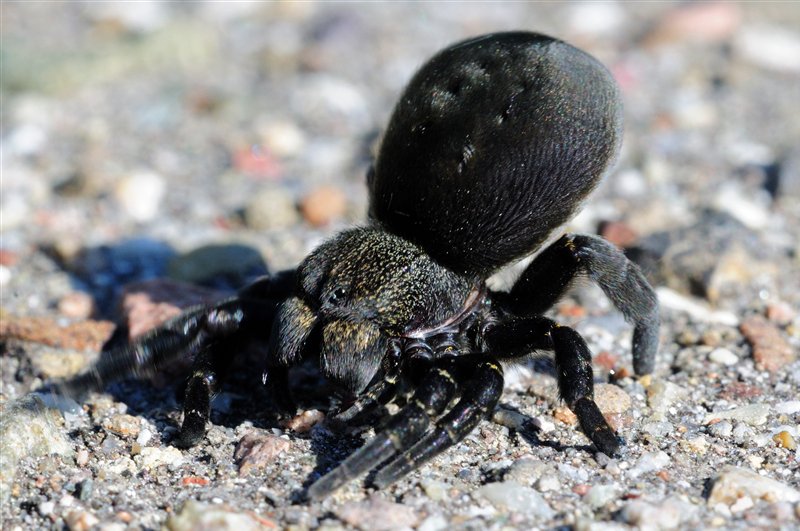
<box><xmin>501</xmin><ymin>233</ymin><xmax>659</xmax><ymax>374</ymax></box>
<box><xmin>483</xmin><ymin>316</ymin><xmax>620</xmax><ymax>455</ymax></box>
<box><xmin>372</xmin><ymin>356</ymin><xmax>504</xmax><ymax>489</ymax></box>
<box><xmin>307</xmin><ymin>358</ymin><xmax>458</xmax><ymax>500</ymax></box>
<box><xmin>57</xmin><ymin>273</ymin><xmax>295</xmax><ymax>445</ymax></box>
<box><xmin>333</xmin><ymin>339</ymin><xmax>404</xmax><ymax>425</ymax></box>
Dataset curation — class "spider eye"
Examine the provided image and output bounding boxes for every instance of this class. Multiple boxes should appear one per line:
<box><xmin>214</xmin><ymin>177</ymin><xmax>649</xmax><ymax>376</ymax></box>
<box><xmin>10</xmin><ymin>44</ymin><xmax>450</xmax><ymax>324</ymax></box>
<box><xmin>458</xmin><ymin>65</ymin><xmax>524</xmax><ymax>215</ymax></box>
<box><xmin>328</xmin><ymin>287</ymin><xmax>348</xmax><ymax>305</ymax></box>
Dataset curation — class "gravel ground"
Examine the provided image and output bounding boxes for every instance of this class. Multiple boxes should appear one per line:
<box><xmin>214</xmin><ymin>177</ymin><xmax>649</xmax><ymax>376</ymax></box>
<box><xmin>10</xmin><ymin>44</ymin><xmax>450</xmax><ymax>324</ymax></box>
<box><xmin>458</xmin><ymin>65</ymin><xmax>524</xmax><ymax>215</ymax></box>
<box><xmin>2</xmin><ymin>2</ymin><xmax>799</xmax><ymax>530</ymax></box>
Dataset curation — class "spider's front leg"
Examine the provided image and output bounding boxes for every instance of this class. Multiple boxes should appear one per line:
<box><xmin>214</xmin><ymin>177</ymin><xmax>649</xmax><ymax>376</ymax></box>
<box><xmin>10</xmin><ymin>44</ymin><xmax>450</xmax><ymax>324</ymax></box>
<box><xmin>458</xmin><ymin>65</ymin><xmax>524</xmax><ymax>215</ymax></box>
<box><xmin>501</xmin><ymin>233</ymin><xmax>659</xmax><ymax>374</ymax></box>
<box><xmin>484</xmin><ymin>316</ymin><xmax>620</xmax><ymax>455</ymax></box>
<box><xmin>307</xmin><ymin>354</ymin><xmax>504</xmax><ymax>499</ymax></box>
<box><xmin>57</xmin><ymin>271</ymin><xmax>296</xmax><ymax>447</ymax></box>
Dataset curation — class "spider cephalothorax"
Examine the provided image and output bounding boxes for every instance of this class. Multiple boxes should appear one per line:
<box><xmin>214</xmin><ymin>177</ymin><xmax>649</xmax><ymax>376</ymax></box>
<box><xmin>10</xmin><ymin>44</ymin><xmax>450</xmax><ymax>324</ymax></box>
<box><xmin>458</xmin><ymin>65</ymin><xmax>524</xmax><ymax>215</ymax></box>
<box><xmin>58</xmin><ymin>31</ymin><xmax>659</xmax><ymax>500</ymax></box>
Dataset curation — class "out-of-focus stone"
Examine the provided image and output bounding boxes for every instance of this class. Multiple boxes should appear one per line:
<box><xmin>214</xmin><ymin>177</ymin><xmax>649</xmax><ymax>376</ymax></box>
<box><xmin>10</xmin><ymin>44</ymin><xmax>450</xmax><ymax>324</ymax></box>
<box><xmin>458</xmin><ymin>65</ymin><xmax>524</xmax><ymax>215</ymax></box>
<box><xmin>740</xmin><ymin>315</ymin><xmax>796</xmax><ymax>373</ymax></box>
<box><xmin>65</xmin><ymin>509</ymin><xmax>100</xmax><ymax>531</ymax></box>
<box><xmin>645</xmin><ymin>2</ymin><xmax>742</xmax><ymax>45</ymax></box>
<box><xmin>167</xmin><ymin>499</ymin><xmax>277</xmax><ymax>531</ymax></box>
<box><xmin>235</xmin><ymin>432</ymin><xmax>292</xmax><ymax>476</ymax></box>
<box><xmin>121</xmin><ymin>279</ymin><xmax>226</xmax><ymax>339</ymax></box>
<box><xmin>101</xmin><ymin>414</ymin><xmax>141</xmax><ymax>438</ymax></box>
<box><xmin>114</xmin><ymin>171</ymin><xmax>166</xmax><ymax>222</ymax></box>
<box><xmin>135</xmin><ymin>446</ymin><xmax>184</xmax><ymax>470</ymax></box>
<box><xmin>477</xmin><ymin>480</ymin><xmax>555</xmax><ymax>519</ymax></box>
<box><xmin>280</xmin><ymin>409</ymin><xmax>325</xmax><ymax>434</ymax></box>
<box><xmin>704</xmin><ymin>404</ymin><xmax>770</xmax><ymax>427</ymax></box>
<box><xmin>709</xmin><ymin>348</ymin><xmax>738</xmax><ymax>366</ymax></box>
<box><xmin>628</xmin><ymin>211</ymin><xmax>776</xmax><ymax>304</ymax></box>
<box><xmin>598</xmin><ymin>220</ymin><xmax>639</xmax><ymax>248</ymax></box>
<box><xmin>243</xmin><ymin>187</ymin><xmax>299</xmax><ymax>230</ymax></box>
<box><xmin>300</xmin><ymin>185</ymin><xmax>347</xmax><ymax>226</ymax></box>
<box><xmin>766</xmin><ymin>302</ymin><xmax>795</xmax><ymax>326</ymax></box>
<box><xmin>620</xmin><ymin>496</ymin><xmax>698</xmax><ymax>529</ymax></box>
<box><xmin>167</xmin><ymin>243</ymin><xmax>268</xmax><ymax>290</ymax></box>
<box><xmin>0</xmin><ymin>395</ymin><xmax>73</xmax><ymax>504</ymax></box>
<box><xmin>586</xmin><ymin>484</ymin><xmax>618</xmax><ymax>509</ymax></box>
<box><xmin>736</xmin><ymin>25</ymin><xmax>800</xmax><ymax>74</ymax></box>
<box><xmin>335</xmin><ymin>495</ymin><xmax>419</xmax><ymax>531</ymax></box>
<box><xmin>708</xmin><ymin>467</ymin><xmax>800</xmax><ymax>506</ymax></box>
<box><xmin>0</xmin><ymin>315</ymin><xmax>114</xmax><ymax>352</ymax></box>
<box><xmin>57</xmin><ymin>291</ymin><xmax>95</xmax><ymax>319</ymax></box>
<box><xmin>773</xmin><ymin>431</ymin><xmax>797</xmax><ymax>450</ymax></box>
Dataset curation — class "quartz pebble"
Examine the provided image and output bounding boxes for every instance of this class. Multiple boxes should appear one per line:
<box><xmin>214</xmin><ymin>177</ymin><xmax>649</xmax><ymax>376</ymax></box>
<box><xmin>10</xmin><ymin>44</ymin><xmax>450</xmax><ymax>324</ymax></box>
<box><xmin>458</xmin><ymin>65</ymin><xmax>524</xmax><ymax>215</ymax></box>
<box><xmin>234</xmin><ymin>432</ymin><xmax>292</xmax><ymax>476</ymax></box>
<box><xmin>709</xmin><ymin>347</ymin><xmax>738</xmax><ymax>366</ymax></box>
<box><xmin>135</xmin><ymin>446</ymin><xmax>185</xmax><ymax>470</ymax></box>
<box><xmin>704</xmin><ymin>404</ymin><xmax>770</xmax><ymax>426</ymax></box>
<box><xmin>477</xmin><ymin>481</ymin><xmax>555</xmax><ymax>519</ymax></box>
<box><xmin>620</xmin><ymin>496</ymin><xmax>697</xmax><ymax>529</ymax></box>
<box><xmin>708</xmin><ymin>467</ymin><xmax>800</xmax><ymax>506</ymax></box>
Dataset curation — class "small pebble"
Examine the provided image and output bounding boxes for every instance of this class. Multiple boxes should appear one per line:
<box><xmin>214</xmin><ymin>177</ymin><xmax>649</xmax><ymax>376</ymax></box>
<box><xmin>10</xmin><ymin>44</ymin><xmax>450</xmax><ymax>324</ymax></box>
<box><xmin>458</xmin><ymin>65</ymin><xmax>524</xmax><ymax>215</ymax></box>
<box><xmin>620</xmin><ymin>496</ymin><xmax>697</xmax><ymax>529</ymax></box>
<box><xmin>335</xmin><ymin>496</ymin><xmax>419</xmax><ymax>531</ymax></box>
<box><xmin>704</xmin><ymin>404</ymin><xmax>770</xmax><ymax>427</ymax></box>
<box><xmin>300</xmin><ymin>185</ymin><xmax>348</xmax><ymax>226</ymax></box>
<box><xmin>773</xmin><ymin>431</ymin><xmax>797</xmax><ymax>450</ymax></box>
<box><xmin>477</xmin><ymin>481</ymin><xmax>555</xmax><ymax>519</ymax></box>
<box><xmin>244</xmin><ymin>187</ymin><xmax>299</xmax><ymax>230</ymax></box>
<box><xmin>740</xmin><ymin>315</ymin><xmax>797</xmax><ymax>373</ymax></box>
<box><xmin>629</xmin><ymin>451</ymin><xmax>671</xmax><ymax>478</ymax></box>
<box><xmin>136</xmin><ymin>446</ymin><xmax>185</xmax><ymax>470</ymax></box>
<box><xmin>114</xmin><ymin>171</ymin><xmax>166</xmax><ymax>222</ymax></box>
<box><xmin>709</xmin><ymin>347</ymin><xmax>738</xmax><ymax>366</ymax></box>
<box><xmin>766</xmin><ymin>301</ymin><xmax>795</xmax><ymax>325</ymax></box>
<box><xmin>708</xmin><ymin>467</ymin><xmax>800</xmax><ymax>506</ymax></box>
<box><xmin>102</xmin><ymin>414</ymin><xmax>141</xmax><ymax>438</ymax></box>
<box><xmin>707</xmin><ymin>420</ymin><xmax>733</xmax><ymax>439</ymax></box>
<box><xmin>167</xmin><ymin>499</ymin><xmax>276</xmax><ymax>531</ymax></box>
<box><xmin>586</xmin><ymin>484</ymin><xmax>618</xmax><ymax>509</ymax></box>
<box><xmin>280</xmin><ymin>409</ymin><xmax>325</xmax><ymax>434</ymax></box>
<box><xmin>65</xmin><ymin>510</ymin><xmax>100</xmax><ymax>531</ymax></box>
<box><xmin>536</xmin><ymin>474</ymin><xmax>561</xmax><ymax>492</ymax></box>
<box><xmin>57</xmin><ymin>292</ymin><xmax>94</xmax><ymax>319</ymax></box>
<box><xmin>235</xmin><ymin>432</ymin><xmax>292</xmax><ymax>476</ymax></box>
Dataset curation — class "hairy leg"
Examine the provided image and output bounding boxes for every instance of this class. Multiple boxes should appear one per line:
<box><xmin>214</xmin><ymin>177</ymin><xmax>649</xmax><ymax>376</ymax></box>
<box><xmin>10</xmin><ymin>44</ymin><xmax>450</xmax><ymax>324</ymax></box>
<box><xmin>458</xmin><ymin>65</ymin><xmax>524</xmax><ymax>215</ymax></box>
<box><xmin>499</xmin><ymin>234</ymin><xmax>659</xmax><ymax>374</ymax></box>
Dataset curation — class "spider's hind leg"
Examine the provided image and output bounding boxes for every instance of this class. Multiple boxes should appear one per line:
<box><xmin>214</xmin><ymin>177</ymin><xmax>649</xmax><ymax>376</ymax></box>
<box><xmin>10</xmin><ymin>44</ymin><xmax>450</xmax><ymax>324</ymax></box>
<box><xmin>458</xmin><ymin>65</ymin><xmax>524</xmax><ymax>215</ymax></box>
<box><xmin>484</xmin><ymin>316</ymin><xmax>620</xmax><ymax>455</ymax></box>
<box><xmin>502</xmin><ymin>233</ymin><xmax>659</xmax><ymax>375</ymax></box>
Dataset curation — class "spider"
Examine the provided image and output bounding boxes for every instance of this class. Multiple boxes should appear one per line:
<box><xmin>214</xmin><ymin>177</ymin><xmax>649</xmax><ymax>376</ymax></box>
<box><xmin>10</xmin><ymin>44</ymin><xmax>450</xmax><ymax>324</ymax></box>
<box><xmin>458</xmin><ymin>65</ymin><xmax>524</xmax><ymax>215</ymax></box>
<box><xmin>59</xmin><ymin>31</ymin><xmax>659</xmax><ymax>499</ymax></box>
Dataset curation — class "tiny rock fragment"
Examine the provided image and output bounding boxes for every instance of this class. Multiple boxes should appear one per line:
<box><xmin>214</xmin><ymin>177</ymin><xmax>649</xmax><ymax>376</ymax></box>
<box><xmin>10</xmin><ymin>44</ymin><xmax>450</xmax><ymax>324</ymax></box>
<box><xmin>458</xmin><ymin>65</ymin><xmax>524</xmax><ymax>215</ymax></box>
<box><xmin>335</xmin><ymin>495</ymin><xmax>419</xmax><ymax>531</ymax></box>
<box><xmin>181</xmin><ymin>476</ymin><xmax>210</xmax><ymax>487</ymax></box>
<box><xmin>280</xmin><ymin>409</ymin><xmax>325</xmax><ymax>434</ymax></box>
<box><xmin>136</xmin><ymin>446</ymin><xmax>185</xmax><ymax>470</ymax></box>
<box><xmin>773</xmin><ymin>431</ymin><xmax>797</xmax><ymax>450</ymax></box>
<box><xmin>554</xmin><ymin>405</ymin><xmax>577</xmax><ymax>425</ymax></box>
<box><xmin>101</xmin><ymin>414</ymin><xmax>141</xmax><ymax>438</ymax></box>
<box><xmin>740</xmin><ymin>315</ymin><xmax>796</xmax><ymax>372</ymax></box>
<box><xmin>708</xmin><ymin>466</ymin><xmax>800</xmax><ymax>506</ymax></box>
<box><xmin>235</xmin><ymin>432</ymin><xmax>292</xmax><ymax>476</ymax></box>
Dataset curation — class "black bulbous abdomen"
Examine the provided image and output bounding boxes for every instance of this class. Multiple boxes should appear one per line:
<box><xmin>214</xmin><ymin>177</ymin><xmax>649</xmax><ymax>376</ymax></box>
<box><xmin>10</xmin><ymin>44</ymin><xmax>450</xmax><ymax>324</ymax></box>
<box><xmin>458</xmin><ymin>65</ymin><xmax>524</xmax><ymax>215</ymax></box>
<box><xmin>369</xmin><ymin>32</ymin><xmax>623</xmax><ymax>276</ymax></box>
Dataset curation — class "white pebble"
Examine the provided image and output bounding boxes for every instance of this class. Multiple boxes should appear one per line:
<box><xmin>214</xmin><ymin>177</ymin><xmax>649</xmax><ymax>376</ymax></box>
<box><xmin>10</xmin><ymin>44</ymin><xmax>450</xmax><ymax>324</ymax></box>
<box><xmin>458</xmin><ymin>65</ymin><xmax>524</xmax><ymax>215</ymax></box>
<box><xmin>115</xmin><ymin>171</ymin><xmax>166</xmax><ymax>222</ymax></box>
<box><xmin>709</xmin><ymin>348</ymin><xmax>739</xmax><ymax>366</ymax></box>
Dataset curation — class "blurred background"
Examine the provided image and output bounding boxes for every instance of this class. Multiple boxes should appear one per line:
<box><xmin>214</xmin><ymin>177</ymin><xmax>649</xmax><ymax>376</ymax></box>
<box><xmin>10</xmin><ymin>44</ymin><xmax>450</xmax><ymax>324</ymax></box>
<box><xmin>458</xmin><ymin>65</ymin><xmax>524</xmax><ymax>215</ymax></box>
<box><xmin>2</xmin><ymin>1</ymin><xmax>799</xmax><ymax>317</ymax></box>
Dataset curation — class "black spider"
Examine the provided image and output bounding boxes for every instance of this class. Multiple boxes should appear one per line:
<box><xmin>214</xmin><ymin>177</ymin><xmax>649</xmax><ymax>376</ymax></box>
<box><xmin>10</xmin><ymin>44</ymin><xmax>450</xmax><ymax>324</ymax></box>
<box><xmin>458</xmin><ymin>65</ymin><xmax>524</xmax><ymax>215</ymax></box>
<box><xmin>59</xmin><ymin>32</ymin><xmax>659</xmax><ymax>499</ymax></box>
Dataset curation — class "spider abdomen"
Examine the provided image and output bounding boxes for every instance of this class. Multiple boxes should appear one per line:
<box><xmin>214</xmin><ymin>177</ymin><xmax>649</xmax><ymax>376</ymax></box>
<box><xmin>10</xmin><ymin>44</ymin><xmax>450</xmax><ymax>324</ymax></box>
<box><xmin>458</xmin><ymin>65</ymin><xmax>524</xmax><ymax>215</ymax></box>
<box><xmin>369</xmin><ymin>32</ymin><xmax>623</xmax><ymax>275</ymax></box>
